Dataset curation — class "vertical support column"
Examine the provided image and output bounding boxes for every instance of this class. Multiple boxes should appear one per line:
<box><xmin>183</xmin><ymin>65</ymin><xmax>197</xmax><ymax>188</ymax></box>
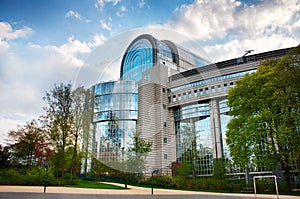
<box><xmin>210</xmin><ymin>99</ymin><xmax>222</xmax><ymax>159</ymax></box>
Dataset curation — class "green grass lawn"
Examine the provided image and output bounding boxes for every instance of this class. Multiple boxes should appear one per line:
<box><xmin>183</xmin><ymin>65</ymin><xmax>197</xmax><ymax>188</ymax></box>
<box><xmin>65</xmin><ymin>180</ymin><xmax>125</xmax><ymax>189</ymax></box>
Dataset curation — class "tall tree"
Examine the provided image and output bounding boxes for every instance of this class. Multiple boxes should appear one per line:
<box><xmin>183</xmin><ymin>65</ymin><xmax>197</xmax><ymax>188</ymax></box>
<box><xmin>69</xmin><ymin>86</ymin><xmax>92</xmax><ymax>180</ymax></box>
<box><xmin>43</xmin><ymin>83</ymin><xmax>73</xmax><ymax>178</ymax></box>
<box><xmin>226</xmin><ymin>46</ymin><xmax>300</xmax><ymax>191</ymax></box>
<box><xmin>7</xmin><ymin>119</ymin><xmax>45</xmax><ymax>167</ymax></box>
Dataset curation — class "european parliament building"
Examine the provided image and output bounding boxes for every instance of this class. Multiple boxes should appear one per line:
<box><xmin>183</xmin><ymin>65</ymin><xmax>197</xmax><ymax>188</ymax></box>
<box><xmin>83</xmin><ymin>34</ymin><xmax>294</xmax><ymax>179</ymax></box>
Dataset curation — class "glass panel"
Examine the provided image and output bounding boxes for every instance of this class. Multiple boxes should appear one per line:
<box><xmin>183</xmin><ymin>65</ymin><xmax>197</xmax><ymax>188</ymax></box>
<box><xmin>121</xmin><ymin>39</ymin><xmax>153</xmax><ymax>81</ymax></box>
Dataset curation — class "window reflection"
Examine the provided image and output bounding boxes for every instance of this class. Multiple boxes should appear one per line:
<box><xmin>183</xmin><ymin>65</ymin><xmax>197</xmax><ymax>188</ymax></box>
<box><xmin>175</xmin><ymin>102</ymin><xmax>213</xmax><ymax>176</ymax></box>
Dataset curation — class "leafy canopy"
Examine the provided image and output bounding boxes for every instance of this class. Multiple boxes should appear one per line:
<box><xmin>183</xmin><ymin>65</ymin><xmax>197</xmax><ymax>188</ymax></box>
<box><xmin>226</xmin><ymin>46</ymin><xmax>300</xmax><ymax>170</ymax></box>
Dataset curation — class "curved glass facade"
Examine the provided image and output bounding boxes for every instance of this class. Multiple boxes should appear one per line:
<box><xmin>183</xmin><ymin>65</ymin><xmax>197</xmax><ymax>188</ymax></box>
<box><xmin>120</xmin><ymin>34</ymin><xmax>210</xmax><ymax>81</ymax></box>
<box><xmin>93</xmin><ymin>80</ymin><xmax>138</xmax><ymax>122</ymax></box>
<box><xmin>92</xmin><ymin>80</ymin><xmax>138</xmax><ymax>162</ymax></box>
<box><xmin>121</xmin><ymin>38</ymin><xmax>154</xmax><ymax>81</ymax></box>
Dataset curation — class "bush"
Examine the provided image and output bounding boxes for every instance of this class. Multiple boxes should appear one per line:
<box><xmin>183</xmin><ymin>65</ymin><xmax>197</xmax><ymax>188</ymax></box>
<box><xmin>0</xmin><ymin>167</ymin><xmax>56</xmax><ymax>185</ymax></box>
<box><xmin>0</xmin><ymin>168</ymin><xmax>22</xmax><ymax>185</ymax></box>
<box><xmin>153</xmin><ymin>175</ymin><xmax>179</xmax><ymax>189</ymax></box>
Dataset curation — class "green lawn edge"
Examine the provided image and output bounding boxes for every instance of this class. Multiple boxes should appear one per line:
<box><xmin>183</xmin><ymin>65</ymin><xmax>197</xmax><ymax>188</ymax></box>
<box><xmin>64</xmin><ymin>180</ymin><xmax>125</xmax><ymax>189</ymax></box>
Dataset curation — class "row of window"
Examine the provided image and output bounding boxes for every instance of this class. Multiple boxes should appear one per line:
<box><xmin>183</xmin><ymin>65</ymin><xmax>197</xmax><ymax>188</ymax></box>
<box><xmin>95</xmin><ymin>80</ymin><xmax>138</xmax><ymax>96</ymax></box>
<box><xmin>93</xmin><ymin>110</ymin><xmax>138</xmax><ymax>122</ymax></box>
<box><xmin>169</xmin><ymin>69</ymin><xmax>255</xmax><ymax>92</ymax></box>
<box><xmin>169</xmin><ymin>82</ymin><xmax>234</xmax><ymax>103</ymax></box>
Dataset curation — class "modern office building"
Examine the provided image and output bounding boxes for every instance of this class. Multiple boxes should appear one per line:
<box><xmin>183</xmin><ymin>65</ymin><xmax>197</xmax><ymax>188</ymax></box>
<box><xmin>83</xmin><ymin>34</ymin><xmax>294</xmax><ymax>178</ymax></box>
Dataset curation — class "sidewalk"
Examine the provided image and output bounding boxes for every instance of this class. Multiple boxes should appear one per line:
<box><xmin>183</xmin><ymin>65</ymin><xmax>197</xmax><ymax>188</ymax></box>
<box><xmin>0</xmin><ymin>182</ymin><xmax>299</xmax><ymax>199</ymax></box>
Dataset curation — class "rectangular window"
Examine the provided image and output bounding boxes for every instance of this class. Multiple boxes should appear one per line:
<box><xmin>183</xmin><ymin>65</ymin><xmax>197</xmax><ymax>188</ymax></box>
<box><xmin>188</xmin><ymin>91</ymin><xmax>192</xmax><ymax>98</ymax></box>
<box><xmin>211</xmin><ymin>86</ymin><xmax>215</xmax><ymax>93</ymax></box>
<box><xmin>163</xmin><ymin>104</ymin><xmax>166</xmax><ymax>110</ymax></box>
<box><xmin>178</xmin><ymin>94</ymin><xmax>181</xmax><ymax>101</ymax></box>
<box><xmin>199</xmin><ymin>89</ymin><xmax>203</xmax><ymax>96</ymax></box>
<box><xmin>162</xmin><ymin>88</ymin><xmax>166</xmax><ymax>93</ymax></box>
<box><xmin>164</xmin><ymin>154</ymin><xmax>168</xmax><ymax>159</ymax></box>
<box><xmin>224</xmin><ymin>84</ymin><xmax>228</xmax><ymax>91</ymax></box>
<box><xmin>183</xmin><ymin>93</ymin><xmax>187</xmax><ymax>100</ymax></box>
<box><xmin>194</xmin><ymin>90</ymin><xmax>197</xmax><ymax>97</ymax></box>
<box><xmin>168</xmin><ymin>97</ymin><xmax>171</xmax><ymax>103</ymax></box>
<box><xmin>217</xmin><ymin>85</ymin><xmax>221</xmax><ymax>92</ymax></box>
<box><xmin>173</xmin><ymin>95</ymin><xmax>177</xmax><ymax>102</ymax></box>
<box><xmin>205</xmin><ymin>88</ymin><xmax>209</xmax><ymax>95</ymax></box>
<box><xmin>164</xmin><ymin>122</ymin><xmax>167</xmax><ymax>127</ymax></box>
<box><xmin>163</xmin><ymin>138</ymin><xmax>168</xmax><ymax>143</ymax></box>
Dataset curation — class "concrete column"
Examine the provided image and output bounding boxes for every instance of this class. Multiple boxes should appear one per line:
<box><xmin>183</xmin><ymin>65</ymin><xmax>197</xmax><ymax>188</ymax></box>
<box><xmin>210</xmin><ymin>99</ymin><xmax>223</xmax><ymax>159</ymax></box>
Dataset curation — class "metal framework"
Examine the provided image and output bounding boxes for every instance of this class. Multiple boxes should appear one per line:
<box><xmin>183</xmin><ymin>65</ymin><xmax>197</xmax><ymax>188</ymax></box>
<box><xmin>253</xmin><ymin>175</ymin><xmax>279</xmax><ymax>199</ymax></box>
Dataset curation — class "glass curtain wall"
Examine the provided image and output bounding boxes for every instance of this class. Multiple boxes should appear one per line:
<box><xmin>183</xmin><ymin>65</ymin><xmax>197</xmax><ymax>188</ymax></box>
<box><xmin>175</xmin><ymin>102</ymin><xmax>214</xmax><ymax>176</ymax></box>
<box><xmin>219</xmin><ymin>99</ymin><xmax>231</xmax><ymax>159</ymax></box>
<box><xmin>121</xmin><ymin>39</ymin><xmax>153</xmax><ymax>81</ymax></box>
<box><xmin>93</xmin><ymin>80</ymin><xmax>138</xmax><ymax>164</ymax></box>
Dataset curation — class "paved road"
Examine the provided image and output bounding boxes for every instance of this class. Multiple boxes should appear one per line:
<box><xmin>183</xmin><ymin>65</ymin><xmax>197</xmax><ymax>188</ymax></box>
<box><xmin>0</xmin><ymin>183</ymin><xmax>299</xmax><ymax>199</ymax></box>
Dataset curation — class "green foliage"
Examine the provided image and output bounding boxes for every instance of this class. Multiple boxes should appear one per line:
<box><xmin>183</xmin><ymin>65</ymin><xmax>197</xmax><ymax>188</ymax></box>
<box><xmin>126</xmin><ymin>132</ymin><xmax>152</xmax><ymax>174</ymax></box>
<box><xmin>213</xmin><ymin>158</ymin><xmax>225</xmax><ymax>180</ymax></box>
<box><xmin>153</xmin><ymin>175</ymin><xmax>179</xmax><ymax>189</ymax></box>
<box><xmin>0</xmin><ymin>167</ymin><xmax>55</xmax><ymax>185</ymax></box>
<box><xmin>7</xmin><ymin>120</ymin><xmax>46</xmax><ymax>167</ymax></box>
<box><xmin>226</xmin><ymin>46</ymin><xmax>300</xmax><ymax>191</ymax></box>
<box><xmin>43</xmin><ymin>83</ymin><xmax>74</xmax><ymax>178</ymax></box>
<box><xmin>177</xmin><ymin>163</ymin><xmax>192</xmax><ymax>177</ymax></box>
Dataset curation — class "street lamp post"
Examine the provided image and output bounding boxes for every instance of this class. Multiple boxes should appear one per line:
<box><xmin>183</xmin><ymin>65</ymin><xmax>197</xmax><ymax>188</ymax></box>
<box><xmin>151</xmin><ymin>169</ymin><xmax>159</xmax><ymax>195</ymax></box>
<box><xmin>44</xmin><ymin>163</ymin><xmax>49</xmax><ymax>193</ymax></box>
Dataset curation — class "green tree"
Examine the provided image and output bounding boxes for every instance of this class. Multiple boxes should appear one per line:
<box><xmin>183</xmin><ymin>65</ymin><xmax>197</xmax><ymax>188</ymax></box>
<box><xmin>43</xmin><ymin>83</ymin><xmax>73</xmax><ymax>178</ymax></box>
<box><xmin>126</xmin><ymin>132</ymin><xmax>152</xmax><ymax>175</ymax></box>
<box><xmin>0</xmin><ymin>144</ymin><xmax>10</xmax><ymax>168</ymax></box>
<box><xmin>226</xmin><ymin>46</ymin><xmax>300</xmax><ymax>191</ymax></box>
<box><xmin>69</xmin><ymin>86</ymin><xmax>92</xmax><ymax>180</ymax></box>
<box><xmin>7</xmin><ymin>120</ymin><xmax>45</xmax><ymax>167</ymax></box>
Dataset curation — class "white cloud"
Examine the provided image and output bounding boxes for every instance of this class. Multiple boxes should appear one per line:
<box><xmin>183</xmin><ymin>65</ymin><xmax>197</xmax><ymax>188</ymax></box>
<box><xmin>95</xmin><ymin>0</ymin><xmax>122</xmax><ymax>10</ymax></box>
<box><xmin>0</xmin><ymin>22</ymin><xmax>99</xmax><ymax>142</ymax></box>
<box><xmin>138</xmin><ymin>0</ymin><xmax>146</xmax><ymax>8</ymax></box>
<box><xmin>89</xmin><ymin>34</ymin><xmax>107</xmax><ymax>47</ymax></box>
<box><xmin>65</xmin><ymin>10</ymin><xmax>91</xmax><ymax>23</ymax></box>
<box><xmin>165</xmin><ymin>0</ymin><xmax>238</xmax><ymax>41</ymax></box>
<box><xmin>120</xmin><ymin>5</ymin><xmax>127</xmax><ymax>12</ymax></box>
<box><xmin>100</xmin><ymin>18</ymin><xmax>112</xmax><ymax>31</ymax></box>
<box><xmin>0</xmin><ymin>22</ymin><xmax>33</xmax><ymax>41</ymax></box>
<box><xmin>60</xmin><ymin>37</ymin><xmax>91</xmax><ymax>56</ymax></box>
<box><xmin>117</xmin><ymin>5</ymin><xmax>127</xmax><ymax>17</ymax></box>
<box><xmin>157</xmin><ymin>0</ymin><xmax>300</xmax><ymax>62</ymax></box>
<box><xmin>0</xmin><ymin>22</ymin><xmax>33</xmax><ymax>54</ymax></box>
<box><xmin>0</xmin><ymin>39</ymin><xmax>9</xmax><ymax>54</ymax></box>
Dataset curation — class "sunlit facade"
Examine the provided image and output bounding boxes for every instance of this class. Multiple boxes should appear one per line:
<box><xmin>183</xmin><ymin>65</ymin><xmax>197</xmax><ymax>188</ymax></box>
<box><xmin>92</xmin><ymin>80</ymin><xmax>138</xmax><ymax>163</ymax></box>
<box><xmin>83</xmin><ymin>34</ymin><xmax>294</xmax><ymax>178</ymax></box>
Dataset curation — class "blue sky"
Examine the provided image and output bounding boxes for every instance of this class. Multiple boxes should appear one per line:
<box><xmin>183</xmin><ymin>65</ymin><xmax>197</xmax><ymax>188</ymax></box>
<box><xmin>0</xmin><ymin>0</ymin><xmax>299</xmax><ymax>144</ymax></box>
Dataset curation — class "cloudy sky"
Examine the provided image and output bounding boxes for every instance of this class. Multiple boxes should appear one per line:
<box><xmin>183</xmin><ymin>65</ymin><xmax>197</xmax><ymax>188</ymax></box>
<box><xmin>0</xmin><ymin>0</ymin><xmax>299</xmax><ymax>144</ymax></box>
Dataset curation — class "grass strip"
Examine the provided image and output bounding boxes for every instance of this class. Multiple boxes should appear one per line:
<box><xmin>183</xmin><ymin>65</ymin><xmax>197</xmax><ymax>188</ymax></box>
<box><xmin>65</xmin><ymin>180</ymin><xmax>124</xmax><ymax>189</ymax></box>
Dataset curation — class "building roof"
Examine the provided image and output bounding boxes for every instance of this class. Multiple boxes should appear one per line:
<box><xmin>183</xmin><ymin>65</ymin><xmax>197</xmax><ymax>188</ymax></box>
<box><xmin>170</xmin><ymin>47</ymin><xmax>294</xmax><ymax>81</ymax></box>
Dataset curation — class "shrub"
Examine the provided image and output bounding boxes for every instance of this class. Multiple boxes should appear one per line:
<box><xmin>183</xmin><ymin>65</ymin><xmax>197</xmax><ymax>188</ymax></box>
<box><xmin>153</xmin><ymin>175</ymin><xmax>178</xmax><ymax>189</ymax></box>
<box><xmin>0</xmin><ymin>167</ymin><xmax>56</xmax><ymax>185</ymax></box>
<box><xmin>0</xmin><ymin>168</ymin><xmax>22</xmax><ymax>184</ymax></box>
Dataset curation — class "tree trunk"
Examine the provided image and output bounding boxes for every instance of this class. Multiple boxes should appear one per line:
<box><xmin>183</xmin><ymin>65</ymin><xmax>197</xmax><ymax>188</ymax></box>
<box><xmin>70</xmin><ymin>133</ymin><xmax>78</xmax><ymax>180</ymax></box>
<box><xmin>282</xmin><ymin>163</ymin><xmax>292</xmax><ymax>191</ymax></box>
